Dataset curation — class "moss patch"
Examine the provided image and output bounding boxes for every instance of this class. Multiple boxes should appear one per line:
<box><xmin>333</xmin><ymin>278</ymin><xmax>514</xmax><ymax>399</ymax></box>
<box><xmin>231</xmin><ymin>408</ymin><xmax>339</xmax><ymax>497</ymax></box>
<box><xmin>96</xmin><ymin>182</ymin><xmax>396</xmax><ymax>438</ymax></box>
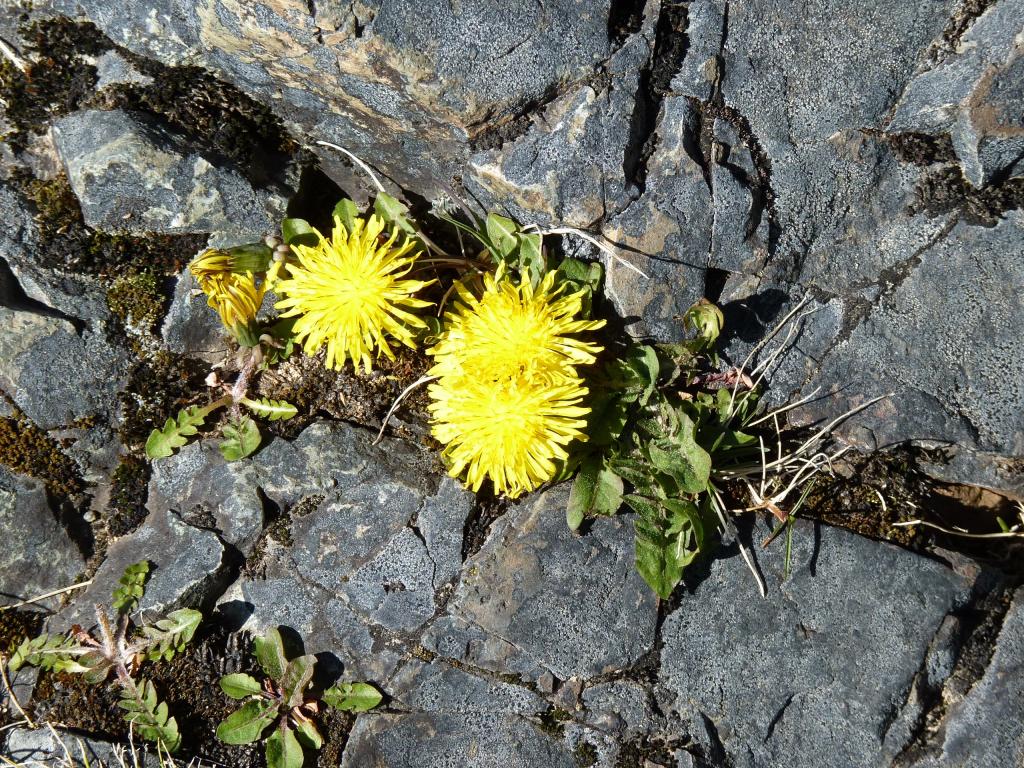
<box><xmin>117</xmin><ymin>351</ymin><xmax>209</xmax><ymax>451</ymax></box>
<box><xmin>0</xmin><ymin>414</ymin><xmax>83</xmax><ymax>496</ymax></box>
<box><xmin>106</xmin><ymin>271</ymin><xmax>166</xmax><ymax>333</ymax></box>
<box><xmin>105</xmin><ymin>455</ymin><xmax>151</xmax><ymax>539</ymax></box>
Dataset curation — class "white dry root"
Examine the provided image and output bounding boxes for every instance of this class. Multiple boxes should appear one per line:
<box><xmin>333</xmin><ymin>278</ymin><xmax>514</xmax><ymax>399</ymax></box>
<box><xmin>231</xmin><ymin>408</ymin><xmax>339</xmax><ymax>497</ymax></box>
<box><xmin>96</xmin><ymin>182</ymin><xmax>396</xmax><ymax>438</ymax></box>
<box><xmin>708</xmin><ymin>296</ymin><xmax>892</xmax><ymax>597</ymax></box>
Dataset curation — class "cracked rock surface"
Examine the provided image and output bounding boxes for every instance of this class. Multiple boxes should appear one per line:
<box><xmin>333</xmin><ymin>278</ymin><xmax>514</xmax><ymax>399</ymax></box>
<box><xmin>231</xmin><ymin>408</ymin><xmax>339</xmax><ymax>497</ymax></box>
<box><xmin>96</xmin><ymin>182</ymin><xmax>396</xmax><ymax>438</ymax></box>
<box><xmin>1</xmin><ymin>1</ymin><xmax>1022</xmax><ymax>766</ymax></box>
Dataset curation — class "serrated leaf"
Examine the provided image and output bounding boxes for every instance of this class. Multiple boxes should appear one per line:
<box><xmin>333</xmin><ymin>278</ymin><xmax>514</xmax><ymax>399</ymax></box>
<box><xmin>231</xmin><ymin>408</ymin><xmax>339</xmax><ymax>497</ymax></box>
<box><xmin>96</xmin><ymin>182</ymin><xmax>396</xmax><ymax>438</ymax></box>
<box><xmin>485</xmin><ymin>213</ymin><xmax>519</xmax><ymax>259</ymax></box>
<box><xmin>280</xmin><ymin>654</ymin><xmax>317</xmax><ymax>709</ymax></box>
<box><xmin>322</xmin><ymin>682</ymin><xmax>383</xmax><ymax>713</ymax></box>
<box><xmin>112</xmin><ymin>560</ymin><xmax>150</xmax><ymax>615</ymax></box>
<box><xmin>145</xmin><ymin>406</ymin><xmax>208</xmax><ymax>459</ymax></box>
<box><xmin>281</xmin><ymin>218</ymin><xmax>320</xmax><ymax>248</ymax></box>
<box><xmin>220</xmin><ymin>416</ymin><xmax>261</xmax><ymax>462</ymax></box>
<box><xmin>219</xmin><ymin>673</ymin><xmax>263</xmax><ymax>700</ymax></box>
<box><xmin>254</xmin><ymin>628</ymin><xmax>288</xmax><ymax>681</ymax></box>
<box><xmin>266</xmin><ymin>724</ymin><xmax>304</xmax><ymax>768</ymax></box>
<box><xmin>332</xmin><ymin>198</ymin><xmax>359</xmax><ymax>235</ymax></box>
<box><xmin>292</xmin><ymin>717</ymin><xmax>323</xmax><ymax>750</ymax></box>
<box><xmin>216</xmin><ymin>699</ymin><xmax>278</xmax><ymax>745</ymax></box>
<box><xmin>556</xmin><ymin>257</ymin><xmax>603</xmax><ymax>292</ymax></box>
<box><xmin>373</xmin><ymin>192</ymin><xmax>416</xmax><ymax>235</ymax></box>
<box><xmin>120</xmin><ymin>679</ymin><xmax>182</xmax><ymax>752</ymax></box>
<box><xmin>241</xmin><ymin>397</ymin><xmax>298</xmax><ymax>422</ymax></box>
<box><xmin>626</xmin><ymin>495</ymin><xmax>705</xmax><ymax>599</ymax></box>
<box><xmin>142</xmin><ymin>609</ymin><xmax>202</xmax><ymax>662</ymax></box>
<box><xmin>646</xmin><ymin>413</ymin><xmax>712</xmax><ymax>495</ymax></box>
<box><xmin>8</xmin><ymin>633</ymin><xmax>80</xmax><ymax>673</ymax></box>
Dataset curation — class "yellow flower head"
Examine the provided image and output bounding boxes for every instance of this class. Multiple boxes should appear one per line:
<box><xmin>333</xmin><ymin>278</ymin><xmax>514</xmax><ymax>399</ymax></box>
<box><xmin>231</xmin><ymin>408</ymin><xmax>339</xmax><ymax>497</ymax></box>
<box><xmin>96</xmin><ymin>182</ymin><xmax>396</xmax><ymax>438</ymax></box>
<box><xmin>427</xmin><ymin>270</ymin><xmax>604</xmax><ymax>385</ymax></box>
<box><xmin>427</xmin><ymin>270</ymin><xmax>605</xmax><ymax>498</ymax></box>
<box><xmin>189</xmin><ymin>249</ymin><xmax>266</xmax><ymax>335</ymax></box>
<box><xmin>274</xmin><ymin>214</ymin><xmax>434</xmax><ymax>373</ymax></box>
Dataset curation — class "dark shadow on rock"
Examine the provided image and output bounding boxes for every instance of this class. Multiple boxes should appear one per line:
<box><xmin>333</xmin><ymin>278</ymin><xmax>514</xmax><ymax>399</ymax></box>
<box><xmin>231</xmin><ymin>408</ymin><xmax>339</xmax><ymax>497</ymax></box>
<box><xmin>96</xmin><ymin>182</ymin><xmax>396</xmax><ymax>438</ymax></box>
<box><xmin>216</xmin><ymin>600</ymin><xmax>255</xmax><ymax>633</ymax></box>
<box><xmin>719</xmin><ymin>287</ymin><xmax>789</xmax><ymax>348</ymax></box>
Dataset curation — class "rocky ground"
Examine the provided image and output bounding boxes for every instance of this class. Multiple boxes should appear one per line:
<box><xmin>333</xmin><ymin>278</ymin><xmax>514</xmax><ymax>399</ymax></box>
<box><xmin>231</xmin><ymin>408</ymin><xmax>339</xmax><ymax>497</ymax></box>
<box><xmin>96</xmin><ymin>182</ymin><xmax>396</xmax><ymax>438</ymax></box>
<box><xmin>0</xmin><ymin>1</ymin><xmax>1022</xmax><ymax>767</ymax></box>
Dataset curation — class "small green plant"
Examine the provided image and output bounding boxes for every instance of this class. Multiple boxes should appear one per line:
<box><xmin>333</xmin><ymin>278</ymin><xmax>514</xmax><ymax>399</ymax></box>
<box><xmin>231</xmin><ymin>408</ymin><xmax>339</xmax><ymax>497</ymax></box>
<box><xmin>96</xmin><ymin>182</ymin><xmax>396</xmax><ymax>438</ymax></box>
<box><xmin>216</xmin><ymin>627</ymin><xmax>382</xmax><ymax>768</ymax></box>
<box><xmin>8</xmin><ymin>561</ymin><xmax>202</xmax><ymax>751</ymax></box>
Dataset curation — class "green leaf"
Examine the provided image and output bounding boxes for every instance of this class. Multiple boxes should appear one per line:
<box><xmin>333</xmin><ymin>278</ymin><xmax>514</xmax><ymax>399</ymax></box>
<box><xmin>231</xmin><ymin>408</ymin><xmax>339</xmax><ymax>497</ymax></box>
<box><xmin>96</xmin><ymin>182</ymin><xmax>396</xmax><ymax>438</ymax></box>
<box><xmin>292</xmin><ymin>717</ymin><xmax>323</xmax><ymax>750</ymax></box>
<box><xmin>216</xmin><ymin>699</ymin><xmax>279</xmax><ymax>745</ymax></box>
<box><xmin>332</xmin><ymin>198</ymin><xmax>359</xmax><ymax>235</ymax></box>
<box><xmin>279</xmin><ymin>654</ymin><xmax>317</xmax><ymax>709</ymax></box>
<box><xmin>254</xmin><ymin>628</ymin><xmax>289</xmax><ymax>681</ymax></box>
<box><xmin>586</xmin><ymin>391</ymin><xmax>630</xmax><ymax>447</ymax></box>
<box><xmin>646</xmin><ymin>413</ymin><xmax>712</xmax><ymax>494</ymax></box>
<box><xmin>241</xmin><ymin>397</ymin><xmax>298</xmax><ymax>422</ymax></box>
<box><xmin>119</xmin><ymin>679</ymin><xmax>182</xmax><ymax>752</ymax></box>
<box><xmin>485</xmin><ymin>213</ymin><xmax>520</xmax><ymax>259</ymax></box>
<box><xmin>625</xmin><ymin>495</ymin><xmax>705</xmax><ymax>599</ymax></box>
<box><xmin>567</xmin><ymin>455</ymin><xmax>623</xmax><ymax>530</ymax></box>
<box><xmin>111</xmin><ymin>560</ymin><xmax>150</xmax><ymax>615</ymax></box>
<box><xmin>266</xmin><ymin>724</ymin><xmax>304</xmax><ymax>768</ymax></box>
<box><xmin>556</xmin><ymin>258</ymin><xmax>603</xmax><ymax>292</ymax></box>
<box><xmin>145</xmin><ymin>405</ymin><xmax>208</xmax><ymax>459</ymax></box>
<box><xmin>220</xmin><ymin>417</ymin><xmax>261</xmax><ymax>461</ymax></box>
<box><xmin>373</xmin><ymin>192</ymin><xmax>416</xmax><ymax>235</ymax></box>
<box><xmin>281</xmin><ymin>218</ymin><xmax>320</xmax><ymax>248</ymax></box>
<box><xmin>219</xmin><ymin>673</ymin><xmax>263</xmax><ymax>700</ymax></box>
<box><xmin>322</xmin><ymin>682</ymin><xmax>383</xmax><ymax>713</ymax></box>
<box><xmin>517</xmin><ymin>231</ymin><xmax>545</xmax><ymax>287</ymax></box>
<box><xmin>141</xmin><ymin>609</ymin><xmax>202</xmax><ymax>662</ymax></box>
<box><xmin>624</xmin><ymin>345</ymin><xmax>661</xmax><ymax>406</ymax></box>
<box><xmin>7</xmin><ymin>634</ymin><xmax>79</xmax><ymax>673</ymax></box>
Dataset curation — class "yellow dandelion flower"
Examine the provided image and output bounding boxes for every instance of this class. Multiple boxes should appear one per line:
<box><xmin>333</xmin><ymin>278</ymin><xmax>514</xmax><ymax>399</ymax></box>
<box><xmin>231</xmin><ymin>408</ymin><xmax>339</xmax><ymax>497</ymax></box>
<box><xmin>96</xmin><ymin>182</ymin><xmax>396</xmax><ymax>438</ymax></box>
<box><xmin>427</xmin><ymin>270</ymin><xmax>605</xmax><ymax>497</ymax></box>
<box><xmin>428</xmin><ymin>373</ymin><xmax>592</xmax><ymax>497</ymax></box>
<box><xmin>274</xmin><ymin>214</ymin><xmax>434</xmax><ymax>373</ymax></box>
<box><xmin>189</xmin><ymin>249</ymin><xmax>266</xmax><ymax>337</ymax></box>
<box><xmin>428</xmin><ymin>270</ymin><xmax>604</xmax><ymax>384</ymax></box>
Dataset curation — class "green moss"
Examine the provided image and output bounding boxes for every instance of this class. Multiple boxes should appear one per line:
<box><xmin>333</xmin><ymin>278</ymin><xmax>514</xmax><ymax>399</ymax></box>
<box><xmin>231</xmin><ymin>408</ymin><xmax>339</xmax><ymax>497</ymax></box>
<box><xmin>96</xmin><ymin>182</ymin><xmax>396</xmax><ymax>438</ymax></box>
<box><xmin>117</xmin><ymin>351</ymin><xmax>208</xmax><ymax>451</ymax></box>
<box><xmin>15</xmin><ymin>172</ymin><xmax>208</xmax><ymax>277</ymax></box>
<box><xmin>573</xmin><ymin>741</ymin><xmax>598</xmax><ymax>767</ymax></box>
<box><xmin>107</xmin><ymin>271</ymin><xmax>165</xmax><ymax>333</ymax></box>
<box><xmin>106</xmin><ymin>456</ymin><xmax>151</xmax><ymax>538</ymax></box>
<box><xmin>537</xmin><ymin>706</ymin><xmax>573</xmax><ymax>737</ymax></box>
<box><xmin>0</xmin><ymin>414</ymin><xmax>83</xmax><ymax>496</ymax></box>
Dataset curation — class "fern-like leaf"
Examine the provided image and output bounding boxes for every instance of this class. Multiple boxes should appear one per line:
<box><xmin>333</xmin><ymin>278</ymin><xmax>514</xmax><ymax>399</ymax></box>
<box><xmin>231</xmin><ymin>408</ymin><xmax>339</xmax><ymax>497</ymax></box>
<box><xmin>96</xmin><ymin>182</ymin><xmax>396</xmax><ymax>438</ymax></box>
<box><xmin>118</xmin><ymin>678</ymin><xmax>182</xmax><ymax>752</ymax></box>
<box><xmin>141</xmin><ymin>609</ymin><xmax>202</xmax><ymax>662</ymax></box>
<box><xmin>240</xmin><ymin>397</ymin><xmax>298</xmax><ymax>421</ymax></box>
<box><xmin>145</xmin><ymin>406</ymin><xmax>208</xmax><ymax>459</ymax></box>
<box><xmin>7</xmin><ymin>634</ymin><xmax>79</xmax><ymax>673</ymax></box>
<box><xmin>112</xmin><ymin>560</ymin><xmax>151</xmax><ymax>615</ymax></box>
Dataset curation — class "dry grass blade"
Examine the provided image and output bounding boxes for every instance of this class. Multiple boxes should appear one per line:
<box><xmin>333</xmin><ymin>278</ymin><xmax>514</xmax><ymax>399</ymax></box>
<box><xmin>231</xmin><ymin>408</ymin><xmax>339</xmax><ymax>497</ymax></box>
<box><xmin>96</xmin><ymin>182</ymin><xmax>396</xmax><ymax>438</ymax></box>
<box><xmin>373</xmin><ymin>374</ymin><xmax>437</xmax><ymax>445</ymax></box>
<box><xmin>0</xmin><ymin>581</ymin><xmax>93</xmax><ymax>613</ymax></box>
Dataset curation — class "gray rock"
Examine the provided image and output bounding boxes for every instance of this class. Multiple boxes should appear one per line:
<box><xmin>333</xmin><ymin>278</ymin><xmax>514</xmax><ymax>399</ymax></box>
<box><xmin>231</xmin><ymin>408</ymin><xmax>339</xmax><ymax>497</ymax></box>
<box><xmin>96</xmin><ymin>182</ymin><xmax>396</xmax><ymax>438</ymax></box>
<box><xmin>450</xmin><ymin>485</ymin><xmax>657</xmax><ymax>681</ymax></box>
<box><xmin>11</xmin><ymin>321</ymin><xmax>128</xmax><ymax>431</ymax></box>
<box><xmin>419</xmin><ymin>615</ymin><xmax>543</xmax><ymax>682</ymax></box>
<box><xmin>68</xmin><ymin>0</ymin><xmax>620</xmax><ymax>198</ymax></box>
<box><xmin>0</xmin><ymin>468</ymin><xmax>85</xmax><ymax>610</ymax></box>
<box><xmin>908</xmin><ymin>587</ymin><xmax>1024</xmax><ymax>768</ymax></box>
<box><xmin>889</xmin><ymin>0</ymin><xmax>1024</xmax><ymax>186</ymax></box>
<box><xmin>388</xmin><ymin>660</ymin><xmax>547</xmax><ymax>715</ymax></box>
<box><xmin>92</xmin><ymin>50</ymin><xmax>154</xmax><ymax>89</ymax></box>
<box><xmin>0</xmin><ymin>183</ymin><xmax>111</xmax><ymax>321</ymax></box>
<box><xmin>219</xmin><ymin>576</ymin><xmax>405</xmax><ymax>682</ymax></box>
<box><xmin>659</xmin><ymin>518</ymin><xmax>980</xmax><ymax>768</ymax></box>
<box><xmin>51</xmin><ymin>109</ymin><xmax>286</xmax><ymax>236</ymax></box>
<box><xmin>340</xmin><ymin>713</ymin><xmax>578</xmax><ymax>768</ymax></box>
<box><xmin>148</xmin><ymin>442</ymin><xmax>264</xmax><ymax>555</ymax></box>
<box><xmin>793</xmin><ymin>212</ymin><xmax>1024</xmax><ymax>462</ymax></box>
<box><xmin>51</xmin><ymin>507</ymin><xmax>225</xmax><ymax>632</ymax></box>
<box><xmin>160</xmin><ymin>269</ymin><xmax>230</xmax><ymax>360</ymax></box>
<box><xmin>582</xmin><ymin>680</ymin><xmax>656</xmax><ymax>735</ymax></box>
<box><xmin>3</xmin><ymin>727</ymin><xmax>159</xmax><ymax>767</ymax></box>
<box><xmin>221</xmin><ymin>421</ymin><xmax>473</xmax><ymax>675</ymax></box>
